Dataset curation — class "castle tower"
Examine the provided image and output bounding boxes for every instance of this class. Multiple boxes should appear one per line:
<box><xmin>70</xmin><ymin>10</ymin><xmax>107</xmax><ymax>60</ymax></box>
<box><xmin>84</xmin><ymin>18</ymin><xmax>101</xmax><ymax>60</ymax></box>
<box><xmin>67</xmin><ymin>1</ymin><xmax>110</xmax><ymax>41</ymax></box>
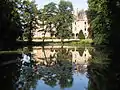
<box><xmin>72</xmin><ymin>9</ymin><xmax>89</xmax><ymax>39</ymax></box>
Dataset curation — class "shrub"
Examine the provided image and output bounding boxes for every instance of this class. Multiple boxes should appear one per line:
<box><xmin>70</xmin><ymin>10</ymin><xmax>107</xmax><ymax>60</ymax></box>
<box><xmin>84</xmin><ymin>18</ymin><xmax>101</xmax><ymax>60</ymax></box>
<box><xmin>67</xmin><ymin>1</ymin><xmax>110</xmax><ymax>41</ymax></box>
<box><xmin>78</xmin><ymin>30</ymin><xmax>85</xmax><ymax>39</ymax></box>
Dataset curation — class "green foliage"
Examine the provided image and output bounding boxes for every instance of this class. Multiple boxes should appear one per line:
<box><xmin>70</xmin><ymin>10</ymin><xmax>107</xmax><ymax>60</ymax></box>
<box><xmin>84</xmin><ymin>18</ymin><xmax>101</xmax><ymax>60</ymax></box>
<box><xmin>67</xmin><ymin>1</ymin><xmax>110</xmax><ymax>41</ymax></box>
<box><xmin>77</xmin><ymin>48</ymin><xmax>85</xmax><ymax>56</ymax></box>
<box><xmin>88</xmin><ymin>0</ymin><xmax>120</xmax><ymax>47</ymax></box>
<box><xmin>56</xmin><ymin>0</ymin><xmax>73</xmax><ymax>40</ymax></box>
<box><xmin>78</xmin><ymin>30</ymin><xmax>85</xmax><ymax>39</ymax></box>
<box><xmin>87</xmin><ymin>1</ymin><xmax>120</xmax><ymax>90</ymax></box>
<box><xmin>0</xmin><ymin>0</ymin><xmax>40</xmax><ymax>49</ymax></box>
<box><xmin>87</xmin><ymin>48</ymin><xmax>110</xmax><ymax>90</ymax></box>
<box><xmin>0</xmin><ymin>0</ymin><xmax>74</xmax><ymax>47</ymax></box>
<box><xmin>88</xmin><ymin>0</ymin><xmax>110</xmax><ymax>45</ymax></box>
<box><xmin>64</xmin><ymin>39</ymin><xmax>93</xmax><ymax>46</ymax></box>
<box><xmin>20</xmin><ymin>0</ymin><xmax>39</xmax><ymax>41</ymax></box>
<box><xmin>37</xmin><ymin>0</ymin><xmax>74</xmax><ymax>42</ymax></box>
<box><xmin>0</xmin><ymin>0</ymin><xmax>22</xmax><ymax>48</ymax></box>
<box><xmin>38</xmin><ymin>2</ymin><xmax>58</xmax><ymax>42</ymax></box>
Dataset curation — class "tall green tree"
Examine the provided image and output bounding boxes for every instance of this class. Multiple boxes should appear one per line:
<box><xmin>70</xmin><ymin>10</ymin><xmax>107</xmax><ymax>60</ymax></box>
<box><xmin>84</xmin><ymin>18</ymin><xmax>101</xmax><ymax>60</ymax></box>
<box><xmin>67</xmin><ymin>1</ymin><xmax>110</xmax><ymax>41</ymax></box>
<box><xmin>0</xmin><ymin>0</ymin><xmax>22</xmax><ymax>49</ymax></box>
<box><xmin>88</xmin><ymin>1</ymin><xmax>120</xmax><ymax>90</ymax></box>
<box><xmin>38</xmin><ymin>0</ymin><xmax>73</xmax><ymax>42</ymax></box>
<box><xmin>20</xmin><ymin>0</ymin><xmax>39</xmax><ymax>42</ymax></box>
<box><xmin>38</xmin><ymin>2</ymin><xmax>58</xmax><ymax>42</ymax></box>
<box><xmin>55</xmin><ymin>0</ymin><xmax>74</xmax><ymax>41</ymax></box>
<box><xmin>87</xmin><ymin>0</ymin><xmax>110</xmax><ymax>45</ymax></box>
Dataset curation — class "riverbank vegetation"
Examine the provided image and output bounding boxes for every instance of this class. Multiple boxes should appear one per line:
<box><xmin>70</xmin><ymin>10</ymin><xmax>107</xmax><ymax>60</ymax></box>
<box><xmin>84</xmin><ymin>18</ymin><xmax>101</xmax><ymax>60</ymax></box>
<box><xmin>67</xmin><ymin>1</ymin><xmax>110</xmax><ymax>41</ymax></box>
<box><xmin>87</xmin><ymin>0</ymin><xmax>120</xmax><ymax>90</ymax></box>
<box><xmin>70</xmin><ymin>39</ymin><xmax>93</xmax><ymax>45</ymax></box>
<box><xmin>0</xmin><ymin>0</ymin><xmax>76</xmax><ymax>50</ymax></box>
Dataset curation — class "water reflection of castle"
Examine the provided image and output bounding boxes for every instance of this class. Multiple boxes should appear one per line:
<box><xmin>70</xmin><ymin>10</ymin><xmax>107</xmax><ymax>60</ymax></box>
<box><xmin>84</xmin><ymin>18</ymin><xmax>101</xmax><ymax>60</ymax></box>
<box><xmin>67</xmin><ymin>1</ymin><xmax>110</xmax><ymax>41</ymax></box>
<box><xmin>32</xmin><ymin>46</ymin><xmax>92</xmax><ymax>66</ymax></box>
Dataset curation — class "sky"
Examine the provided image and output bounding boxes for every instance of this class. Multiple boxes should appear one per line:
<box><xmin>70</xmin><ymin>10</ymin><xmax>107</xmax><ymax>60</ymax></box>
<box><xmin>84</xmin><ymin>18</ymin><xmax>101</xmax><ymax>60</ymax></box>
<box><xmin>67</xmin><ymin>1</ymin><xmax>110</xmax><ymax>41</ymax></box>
<box><xmin>35</xmin><ymin>0</ymin><xmax>88</xmax><ymax>10</ymax></box>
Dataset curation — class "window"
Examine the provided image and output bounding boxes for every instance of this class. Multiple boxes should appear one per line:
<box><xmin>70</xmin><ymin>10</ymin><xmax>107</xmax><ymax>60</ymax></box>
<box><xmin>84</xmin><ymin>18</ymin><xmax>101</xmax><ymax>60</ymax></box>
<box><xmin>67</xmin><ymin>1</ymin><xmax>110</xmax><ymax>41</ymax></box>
<box><xmin>84</xmin><ymin>22</ymin><xmax>86</xmax><ymax>24</ymax></box>
<box><xmin>72</xmin><ymin>33</ymin><xmax>74</xmax><ymax>36</ymax></box>
<box><xmin>75</xmin><ymin>22</ymin><xmax>76</xmax><ymax>25</ymax></box>
<box><xmin>85</xmin><ymin>28</ymin><xmax>86</xmax><ymax>31</ymax></box>
<box><xmin>76</xmin><ymin>33</ymin><xmax>78</xmax><ymax>36</ymax></box>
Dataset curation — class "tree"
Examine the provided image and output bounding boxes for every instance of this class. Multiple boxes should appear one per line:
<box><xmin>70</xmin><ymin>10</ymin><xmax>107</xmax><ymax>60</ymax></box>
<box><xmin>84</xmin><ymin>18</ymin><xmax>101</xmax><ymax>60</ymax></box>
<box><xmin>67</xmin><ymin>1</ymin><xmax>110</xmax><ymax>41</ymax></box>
<box><xmin>87</xmin><ymin>1</ymin><xmax>120</xmax><ymax>90</ymax></box>
<box><xmin>20</xmin><ymin>0</ymin><xmax>39</xmax><ymax>42</ymax></box>
<box><xmin>56</xmin><ymin>48</ymin><xmax>73</xmax><ymax>89</ymax></box>
<box><xmin>87</xmin><ymin>0</ymin><xmax>110</xmax><ymax>45</ymax></box>
<box><xmin>37</xmin><ymin>0</ymin><xmax>73</xmax><ymax>42</ymax></box>
<box><xmin>78</xmin><ymin>30</ymin><xmax>85</xmax><ymax>39</ymax></box>
<box><xmin>38</xmin><ymin>2</ymin><xmax>58</xmax><ymax>42</ymax></box>
<box><xmin>86</xmin><ymin>10</ymin><xmax>92</xmax><ymax>39</ymax></box>
<box><xmin>55</xmin><ymin>0</ymin><xmax>74</xmax><ymax>41</ymax></box>
<box><xmin>0</xmin><ymin>0</ymin><xmax>40</xmax><ymax>49</ymax></box>
<box><xmin>0</xmin><ymin>0</ymin><xmax>22</xmax><ymax>49</ymax></box>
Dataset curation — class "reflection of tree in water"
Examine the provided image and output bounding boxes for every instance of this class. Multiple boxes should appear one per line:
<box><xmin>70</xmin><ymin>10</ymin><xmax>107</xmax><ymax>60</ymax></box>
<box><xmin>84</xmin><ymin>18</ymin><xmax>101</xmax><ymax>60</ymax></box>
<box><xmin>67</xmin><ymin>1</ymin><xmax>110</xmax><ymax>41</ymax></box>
<box><xmin>0</xmin><ymin>53</ymin><xmax>22</xmax><ymax>90</ymax></box>
<box><xmin>107</xmin><ymin>47</ymin><xmax>120</xmax><ymax>90</ymax></box>
<box><xmin>87</xmin><ymin>48</ymin><xmax>110</xmax><ymax>90</ymax></box>
<box><xmin>74</xmin><ymin>64</ymin><xmax>87</xmax><ymax>74</ymax></box>
<box><xmin>16</xmin><ymin>46</ymin><xmax>39</xmax><ymax>90</ymax></box>
<box><xmin>56</xmin><ymin>48</ymin><xmax>73</xmax><ymax>89</ymax></box>
<box><xmin>19</xmin><ymin>66</ymin><xmax>39</xmax><ymax>90</ymax></box>
<box><xmin>42</xmin><ymin>73</ymin><xmax>57</xmax><ymax>87</ymax></box>
<box><xmin>15</xmin><ymin>46</ymin><xmax>73</xmax><ymax>90</ymax></box>
<box><xmin>17</xmin><ymin>46</ymin><xmax>91</xmax><ymax>89</ymax></box>
<box><xmin>38</xmin><ymin>47</ymin><xmax>73</xmax><ymax>89</ymax></box>
<box><xmin>0</xmin><ymin>53</ymin><xmax>41</xmax><ymax>90</ymax></box>
<box><xmin>77</xmin><ymin>47</ymin><xmax>85</xmax><ymax>56</ymax></box>
<box><xmin>40</xmin><ymin>46</ymin><xmax>57</xmax><ymax>66</ymax></box>
<box><xmin>36</xmin><ymin>46</ymin><xmax>92</xmax><ymax>88</ymax></box>
<box><xmin>16</xmin><ymin>46</ymin><xmax>73</xmax><ymax>89</ymax></box>
<box><xmin>88</xmin><ymin>46</ymin><xmax>120</xmax><ymax>90</ymax></box>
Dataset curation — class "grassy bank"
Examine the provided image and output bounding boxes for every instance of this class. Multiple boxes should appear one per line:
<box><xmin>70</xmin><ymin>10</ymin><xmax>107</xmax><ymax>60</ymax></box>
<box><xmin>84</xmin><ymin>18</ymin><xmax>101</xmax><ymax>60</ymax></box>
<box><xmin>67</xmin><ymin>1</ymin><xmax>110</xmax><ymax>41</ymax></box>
<box><xmin>48</xmin><ymin>39</ymin><xmax>93</xmax><ymax>47</ymax></box>
<box><xmin>70</xmin><ymin>39</ymin><xmax>93</xmax><ymax>45</ymax></box>
<box><xmin>17</xmin><ymin>39</ymin><xmax>93</xmax><ymax>45</ymax></box>
<box><xmin>0</xmin><ymin>39</ymin><xmax>93</xmax><ymax>50</ymax></box>
<box><xmin>0</xmin><ymin>51</ymin><xmax>22</xmax><ymax>54</ymax></box>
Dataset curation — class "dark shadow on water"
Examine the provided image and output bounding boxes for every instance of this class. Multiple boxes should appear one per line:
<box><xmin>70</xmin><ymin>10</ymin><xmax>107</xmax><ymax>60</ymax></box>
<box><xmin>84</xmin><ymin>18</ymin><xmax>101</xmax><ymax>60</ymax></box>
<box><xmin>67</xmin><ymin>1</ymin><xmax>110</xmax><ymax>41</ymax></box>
<box><xmin>87</xmin><ymin>46</ymin><xmax>120</xmax><ymax>90</ymax></box>
<box><xmin>0</xmin><ymin>45</ymin><xmax>91</xmax><ymax>90</ymax></box>
<box><xmin>0</xmin><ymin>53</ymin><xmax>22</xmax><ymax>90</ymax></box>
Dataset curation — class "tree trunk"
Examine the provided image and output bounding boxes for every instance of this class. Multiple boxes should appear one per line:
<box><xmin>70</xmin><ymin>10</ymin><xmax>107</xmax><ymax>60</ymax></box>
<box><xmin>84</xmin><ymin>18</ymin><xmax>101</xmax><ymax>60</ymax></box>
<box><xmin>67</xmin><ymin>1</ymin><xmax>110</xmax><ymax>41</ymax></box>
<box><xmin>61</xmin><ymin>38</ymin><xmax>64</xmax><ymax>46</ymax></box>
<box><xmin>28</xmin><ymin>21</ymin><xmax>33</xmax><ymax>43</ymax></box>
<box><xmin>42</xmin><ymin>46</ymin><xmax>48</xmax><ymax>66</ymax></box>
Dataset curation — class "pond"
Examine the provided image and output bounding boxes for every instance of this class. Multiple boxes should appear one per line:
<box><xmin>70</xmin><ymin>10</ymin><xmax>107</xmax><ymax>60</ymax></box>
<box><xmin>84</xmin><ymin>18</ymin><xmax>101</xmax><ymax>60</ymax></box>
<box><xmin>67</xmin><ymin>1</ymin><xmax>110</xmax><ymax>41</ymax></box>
<box><xmin>0</xmin><ymin>45</ymin><xmax>93</xmax><ymax>90</ymax></box>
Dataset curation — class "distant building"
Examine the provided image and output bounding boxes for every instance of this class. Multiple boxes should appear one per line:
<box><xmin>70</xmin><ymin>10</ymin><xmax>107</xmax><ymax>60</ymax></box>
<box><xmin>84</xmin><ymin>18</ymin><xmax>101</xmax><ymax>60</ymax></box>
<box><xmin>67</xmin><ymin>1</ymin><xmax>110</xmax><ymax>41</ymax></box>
<box><xmin>33</xmin><ymin>9</ymin><xmax>89</xmax><ymax>39</ymax></box>
<box><xmin>72</xmin><ymin>9</ymin><xmax>89</xmax><ymax>39</ymax></box>
<box><xmin>33</xmin><ymin>20</ymin><xmax>56</xmax><ymax>38</ymax></box>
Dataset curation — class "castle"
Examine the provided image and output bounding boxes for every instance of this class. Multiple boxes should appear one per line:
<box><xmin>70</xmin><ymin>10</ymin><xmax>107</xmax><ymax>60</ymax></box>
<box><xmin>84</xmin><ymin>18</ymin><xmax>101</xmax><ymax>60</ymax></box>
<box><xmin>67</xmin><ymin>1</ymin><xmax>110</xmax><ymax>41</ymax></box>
<box><xmin>72</xmin><ymin>9</ymin><xmax>89</xmax><ymax>39</ymax></box>
<box><xmin>33</xmin><ymin>9</ymin><xmax>89</xmax><ymax>39</ymax></box>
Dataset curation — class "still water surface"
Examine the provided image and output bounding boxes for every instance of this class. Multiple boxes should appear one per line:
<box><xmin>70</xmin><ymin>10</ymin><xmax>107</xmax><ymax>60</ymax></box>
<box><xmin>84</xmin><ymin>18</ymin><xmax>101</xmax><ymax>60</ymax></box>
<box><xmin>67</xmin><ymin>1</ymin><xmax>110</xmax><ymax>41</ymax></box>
<box><xmin>0</xmin><ymin>45</ymin><xmax>92</xmax><ymax>90</ymax></box>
